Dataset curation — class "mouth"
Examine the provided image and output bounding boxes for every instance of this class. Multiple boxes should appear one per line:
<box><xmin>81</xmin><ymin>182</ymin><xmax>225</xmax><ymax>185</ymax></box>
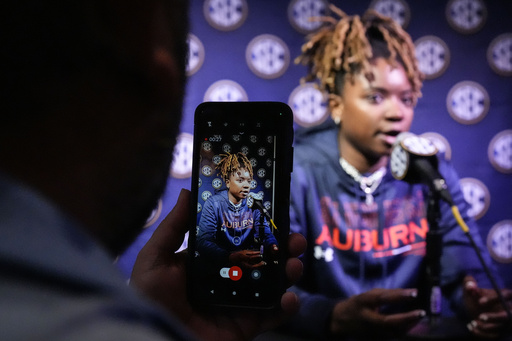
<box><xmin>380</xmin><ymin>130</ymin><xmax>402</xmax><ymax>146</ymax></box>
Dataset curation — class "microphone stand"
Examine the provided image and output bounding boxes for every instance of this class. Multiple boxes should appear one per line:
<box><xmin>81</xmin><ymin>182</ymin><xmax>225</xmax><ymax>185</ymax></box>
<box><xmin>425</xmin><ymin>189</ymin><xmax>442</xmax><ymax>323</ymax></box>
<box><xmin>407</xmin><ymin>190</ymin><xmax>470</xmax><ymax>340</ymax></box>
<box><xmin>256</xmin><ymin>202</ymin><xmax>265</xmax><ymax>257</ymax></box>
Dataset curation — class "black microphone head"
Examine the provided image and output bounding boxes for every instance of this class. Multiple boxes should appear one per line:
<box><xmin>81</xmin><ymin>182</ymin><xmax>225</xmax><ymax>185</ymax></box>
<box><xmin>390</xmin><ymin>132</ymin><xmax>454</xmax><ymax>205</ymax></box>
<box><xmin>390</xmin><ymin>132</ymin><xmax>439</xmax><ymax>183</ymax></box>
<box><xmin>247</xmin><ymin>191</ymin><xmax>264</xmax><ymax>208</ymax></box>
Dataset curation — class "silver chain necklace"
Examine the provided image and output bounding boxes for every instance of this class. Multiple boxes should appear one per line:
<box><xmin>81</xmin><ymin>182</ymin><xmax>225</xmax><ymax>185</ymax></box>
<box><xmin>229</xmin><ymin>200</ymin><xmax>243</xmax><ymax>245</ymax></box>
<box><xmin>340</xmin><ymin>157</ymin><xmax>386</xmax><ymax>205</ymax></box>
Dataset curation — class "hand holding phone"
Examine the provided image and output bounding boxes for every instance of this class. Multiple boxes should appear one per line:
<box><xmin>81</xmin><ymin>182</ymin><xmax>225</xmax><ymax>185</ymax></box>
<box><xmin>187</xmin><ymin>101</ymin><xmax>294</xmax><ymax>309</ymax></box>
<box><xmin>131</xmin><ymin>189</ymin><xmax>307</xmax><ymax>341</ymax></box>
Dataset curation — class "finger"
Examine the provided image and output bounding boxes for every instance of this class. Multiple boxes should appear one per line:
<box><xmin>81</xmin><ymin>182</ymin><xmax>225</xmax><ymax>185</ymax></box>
<box><xmin>248</xmin><ymin>253</ymin><xmax>263</xmax><ymax>262</ymax></box>
<box><xmin>481</xmin><ymin>288</ymin><xmax>512</xmax><ymax>305</ymax></box>
<box><xmin>244</xmin><ymin>250</ymin><xmax>262</xmax><ymax>256</ymax></box>
<box><xmin>287</xmin><ymin>233</ymin><xmax>307</xmax><ymax>258</ymax></box>
<box><xmin>360</xmin><ymin>288</ymin><xmax>419</xmax><ymax>307</ymax></box>
<box><xmin>145</xmin><ymin>188</ymin><xmax>191</xmax><ymax>254</ymax></box>
<box><xmin>479</xmin><ymin>310</ymin><xmax>512</xmax><ymax>324</ymax></box>
<box><xmin>285</xmin><ymin>257</ymin><xmax>303</xmax><ymax>286</ymax></box>
<box><xmin>354</xmin><ymin>307</ymin><xmax>424</xmax><ymax>338</ymax></box>
<box><xmin>476</xmin><ymin>320</ymin><xmax>508</xmax><ymax>334</ymax></box>
<box><xmin>250</xmin><ymin>261</ymin><xmax>266</xmax><ymax>268</ymax></box>
<box><xmin>501</xmin><ymin>289</ymin><xmax>512</xmax><ymax>301</ymax></box>
<box><xmin>463</xmin><ymin>275</ymin><xmax>481</xmax><ymax>298</ymax></box>
<box><xmin>467</xmin><ymin>320</ymin><xmax>502</xmax><ymax>339</ymax></box>
<box><xmin>478</xmin><ymin>289</ymin><xmax>512</xmax><ymax>312</ymax></box>
<box><xmin>463</xmin><ymin>275</ymin><xmax>476</xmax><ymax>288</ymax></box>
<box><xmin>377</xmin><ymin>309</ymin><xmax>426</xmax><ymax>331</ymax></box>
<box><xmin>280</xmin><ymin>291</ymin><xmax>300</xmax><ymax>315</ymax></box>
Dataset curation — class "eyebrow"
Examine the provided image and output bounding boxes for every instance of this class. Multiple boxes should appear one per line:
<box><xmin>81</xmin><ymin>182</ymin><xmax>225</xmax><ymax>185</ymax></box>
<box><xmin>366</xmin><ymin>85</ymin><xmax>413</xmax><ymax>95</ymax></box>
<box><xmin>234</xmin><ymin>174</ymin><xmax>251</xmax><ymax>180</ymax></box>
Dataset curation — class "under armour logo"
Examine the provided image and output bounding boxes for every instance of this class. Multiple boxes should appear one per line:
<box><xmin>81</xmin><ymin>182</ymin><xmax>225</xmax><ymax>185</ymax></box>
<box><xmin>314</xmin><ymin>246</ymin><xmax>334</xmax><ymax>262</ymax></box>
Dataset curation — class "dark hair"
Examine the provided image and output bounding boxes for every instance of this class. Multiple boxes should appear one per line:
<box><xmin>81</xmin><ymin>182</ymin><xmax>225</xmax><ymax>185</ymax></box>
<box><xmin>1</xmin><ymin>0</ymin><xmax>189</xmax><ymax>128</ymax></box>
<box><xmin>296</xmin><ymin>6</ymin><xmax>423</xmax><ymax>103</ymax></box>
<box><xmin>217</xmin><ymin>153</ymin><xmax>253</xmax><ymax>182</ymax></box>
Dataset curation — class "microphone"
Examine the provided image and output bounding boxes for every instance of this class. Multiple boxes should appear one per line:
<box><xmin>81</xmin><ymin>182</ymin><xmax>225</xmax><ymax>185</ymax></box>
<box><xmin>247</xmin><ymin>191</ymin><xmax>264</xmax><ymax>209</ymax></box>
<box><xmin>247</xmin><ymin>192</ymin><xmax>278</xmax><ymax>231</ymax></box>
<box><xmin>392</xmin><ymin>133</ymin><xmax>512</xmax><ymax>323</ymax></box>
<box><xmin>390</xmin><ymin>132</ymin><xmax>454</xmax><ymax>205</ymax></box>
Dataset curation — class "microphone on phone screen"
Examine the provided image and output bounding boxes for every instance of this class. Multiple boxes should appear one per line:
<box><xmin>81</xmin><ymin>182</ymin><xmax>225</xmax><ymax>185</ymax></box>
<box><xmin>247</xmin><ymin>191</ymin><xmax>264</xmax><ymax>209</ymax></box>
<box><xmin>390</xmin><ymin>132</ymin><xmax>453</xmax><ymax>205</ymax></box>
<box><xmin>247</xmin><ymin>192</ymin><xmax>278</xmax><ymax>231</ymax></box>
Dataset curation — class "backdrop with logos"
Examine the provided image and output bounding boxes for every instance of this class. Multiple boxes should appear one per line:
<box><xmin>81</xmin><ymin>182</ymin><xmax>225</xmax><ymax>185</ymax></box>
<box><xmin>117</xmin><ymin>0</ymin><xmax>512</xmax><ymax>288</ymax></box>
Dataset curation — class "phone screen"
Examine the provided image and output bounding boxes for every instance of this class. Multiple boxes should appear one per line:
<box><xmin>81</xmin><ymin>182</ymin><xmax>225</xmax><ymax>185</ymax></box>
<box><xmin>188</xmin><ymin>102</ymin><xmax>293</xmax><ymax>309</ymax></box>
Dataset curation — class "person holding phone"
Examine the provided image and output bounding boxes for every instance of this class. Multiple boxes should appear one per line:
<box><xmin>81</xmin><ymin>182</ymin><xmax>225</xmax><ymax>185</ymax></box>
<box><xmin>280</xmin><ymin>6</ymin><xmax>512</xmax><ymax>340</ymax></box>
<box><xmin>196</xmin><ymin>152</ymin><xmax>279</xmax><ymax>269</ymax></box>
<box><xmin>0</xmin><ymin>1</ymin><xmax>306</xmax><ymax>341</ymax></box>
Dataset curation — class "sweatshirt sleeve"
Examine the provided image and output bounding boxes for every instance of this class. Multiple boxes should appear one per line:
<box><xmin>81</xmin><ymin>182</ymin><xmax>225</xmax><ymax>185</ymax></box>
<box><xmin>196</xmin><ymin>198</ymin><xmax>230</xmax><ymax>261</ymax></box>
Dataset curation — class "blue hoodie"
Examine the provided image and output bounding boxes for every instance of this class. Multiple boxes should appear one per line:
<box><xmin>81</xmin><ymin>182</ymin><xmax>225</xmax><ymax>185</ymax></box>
<box><xmin>197</xmin><ymin>190</ymin><xmax>278</xmax><ymax>263</ymax></box>
<box><xmin>285</xmin><ymin>121</ymin><xmax>500</xmax><ymax>339</ymax></box>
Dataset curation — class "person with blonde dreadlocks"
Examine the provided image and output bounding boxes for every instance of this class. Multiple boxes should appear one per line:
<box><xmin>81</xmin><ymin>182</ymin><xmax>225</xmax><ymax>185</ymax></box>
<box><xmin>197</xmin><ymin>152</ymin><xmax>279</xmax><ymax>269</ymax></box>
<box><xmin>282</xmin><ymin>6</ymin><xmax>512</xmax><ymax>341</ymax></box>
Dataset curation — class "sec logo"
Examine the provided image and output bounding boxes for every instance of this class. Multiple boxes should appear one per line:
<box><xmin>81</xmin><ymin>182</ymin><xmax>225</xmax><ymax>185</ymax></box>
<box><xmin>445</xmin><ymin>0</ymin><xmax>487</xmax><ymax>34</ymax></box>
<box><xmin>201</xmin><ymin>190</ymin><xmax>212</xmax><ymax>202</ymax></box>
<box><xmin>186</xmin><ymin>34</ymin><xmax>205</xmax><ymax>76</ymax></box>
<box><xmin>288</xmin><ymin>83</ymin><xmax>329</xmax><ymax>127</ymax></box>
<box><xmin>204</xmin><ymin>80</ymin><xmax>248</xmax><ymax>102</ymax></box>
<box><xmin>415</xmin><ymin>36</ymin><xmax>450</xmax><ymax>80</ymax></box>
<box><xmin>170</xmin><ymin>133</ymin><xmax>193</xmax><ymax>179</ymax></box>
<box><xmin>246</xmin><ymin>34</ymin><xmax>290</xmax><ymax>79</ymax></box>
<box><xmin>212</xmin><ymin>178</ymin><xmax>223</xmax><ymax>190</ymax></box>
<box><xmin>487</xmin><ymin>33</ymin><xmax>512</xmax><ymax>77</ymax></box>
<box><xmin>203</xmin><ymin>0</ymin><xmax>248</xmax><ymax>31</ymax></box>
<box><xmin>446</xmin><ymin>81</ymin><xmax>490</xmax><ymax>125</ymax></box>
<box><xmin>488</xmin><ymin>130</ymin><xmax>512</xmax><ymax>174</ymax></box>
<box><xmin>370</xmin><ymin>0</ymin><xmax>411</xmax><ymax>28</ymax></box>
<box><xmin>459</xmin><ymin>177</ymin><xmax>490</xmax><ymax>220</ymax></box>
<box><xmin>487</xmin><ymin>220</ymin><xmax>512</xmax><ymax>263</ymax></box>
<box><xmin>420</xmin><ymin>132</ymin><xmax>452</xmax><ymax>161</ymax></box>
<box><xmin>288</xmin><ymin>0</ymin><xmax>329</xmax><ymax>34</ymax></box>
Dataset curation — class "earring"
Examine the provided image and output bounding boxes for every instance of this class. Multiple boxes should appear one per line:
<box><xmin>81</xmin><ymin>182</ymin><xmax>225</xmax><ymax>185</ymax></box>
<box><xmin>333</xmin><ymin>117</ymin><xmax>341</xmax><ymax>125</ymax></box>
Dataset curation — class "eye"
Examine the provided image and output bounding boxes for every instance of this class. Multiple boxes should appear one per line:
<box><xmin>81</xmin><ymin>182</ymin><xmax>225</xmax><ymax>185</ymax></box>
<box><xmin>402</xmin><ymin>95</ymin><xmax>415</xmax><ymax>107</ymax></box>
<box><xmin>367</xmin><ymin>93</ymin><xmax>384</xmax><ymax>104</ymax></box>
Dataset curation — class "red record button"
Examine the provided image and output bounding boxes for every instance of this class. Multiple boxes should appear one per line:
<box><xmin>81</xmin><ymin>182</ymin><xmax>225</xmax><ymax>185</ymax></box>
<box><xmin>228</xmin><ymin>266</ymin><xmax>242</xmax><ymax>281</ymax></box>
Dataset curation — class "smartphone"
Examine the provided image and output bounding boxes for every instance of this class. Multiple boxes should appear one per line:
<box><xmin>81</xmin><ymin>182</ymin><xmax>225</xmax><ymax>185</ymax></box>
<box><xmin>187</xmin><ymin>101</ymin><xmax>294</xmax><ymax>309</ymax></box>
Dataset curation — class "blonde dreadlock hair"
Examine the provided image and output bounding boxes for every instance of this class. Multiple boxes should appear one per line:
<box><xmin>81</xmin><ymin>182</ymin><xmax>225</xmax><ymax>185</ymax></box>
<box><xmin>296</xmin><ymin>5</ymin><xmax>423</xmax><ymax>106</ymax></box>
<box><xmin>217</xmin><ymin>152</ymin><xmax>253</xmax><ymax>183</ymax></box>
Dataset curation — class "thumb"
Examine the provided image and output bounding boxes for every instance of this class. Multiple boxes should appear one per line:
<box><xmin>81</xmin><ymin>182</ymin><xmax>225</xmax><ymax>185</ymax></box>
<box><xmin>463</xmin><ymin>275</ymin><xmax>480</xmax><ymax>296</ymax></box>
<box><xmin>143</xmin><ymin>188</ymin><xmax>191</xmax><ymax>256</ymax></box>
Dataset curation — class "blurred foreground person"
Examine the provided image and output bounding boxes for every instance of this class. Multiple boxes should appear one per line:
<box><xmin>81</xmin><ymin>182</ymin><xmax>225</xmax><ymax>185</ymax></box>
<box><xmin>0</xmin><ymin>1</ymin><xmax>305</xmax><ymax>340</ymax></box>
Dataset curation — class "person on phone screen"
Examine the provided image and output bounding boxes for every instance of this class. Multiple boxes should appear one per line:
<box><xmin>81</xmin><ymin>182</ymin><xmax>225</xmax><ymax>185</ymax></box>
<box><xmin>278</xmin><ymin>5</ymin><xmax>512</xmax><ymax>341</ymax></box>
<box><xmin>196</xmin><ymin>152</ymin><xmax>279</xmax><ymax>269</ymax></box>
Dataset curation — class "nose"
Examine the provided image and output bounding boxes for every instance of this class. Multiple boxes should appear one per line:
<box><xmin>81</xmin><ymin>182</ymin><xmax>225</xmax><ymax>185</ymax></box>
<box><xmin>385</xmin><ymin>96</ymin><xmax>405</xmax><ymax>121</ymax></box>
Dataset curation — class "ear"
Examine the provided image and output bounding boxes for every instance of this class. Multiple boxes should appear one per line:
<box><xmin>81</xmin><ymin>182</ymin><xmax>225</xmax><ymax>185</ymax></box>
<box><xmin>329</xmin><ymin>95</ymin><xmax>344</xmax><ymax>125</ymax></box>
